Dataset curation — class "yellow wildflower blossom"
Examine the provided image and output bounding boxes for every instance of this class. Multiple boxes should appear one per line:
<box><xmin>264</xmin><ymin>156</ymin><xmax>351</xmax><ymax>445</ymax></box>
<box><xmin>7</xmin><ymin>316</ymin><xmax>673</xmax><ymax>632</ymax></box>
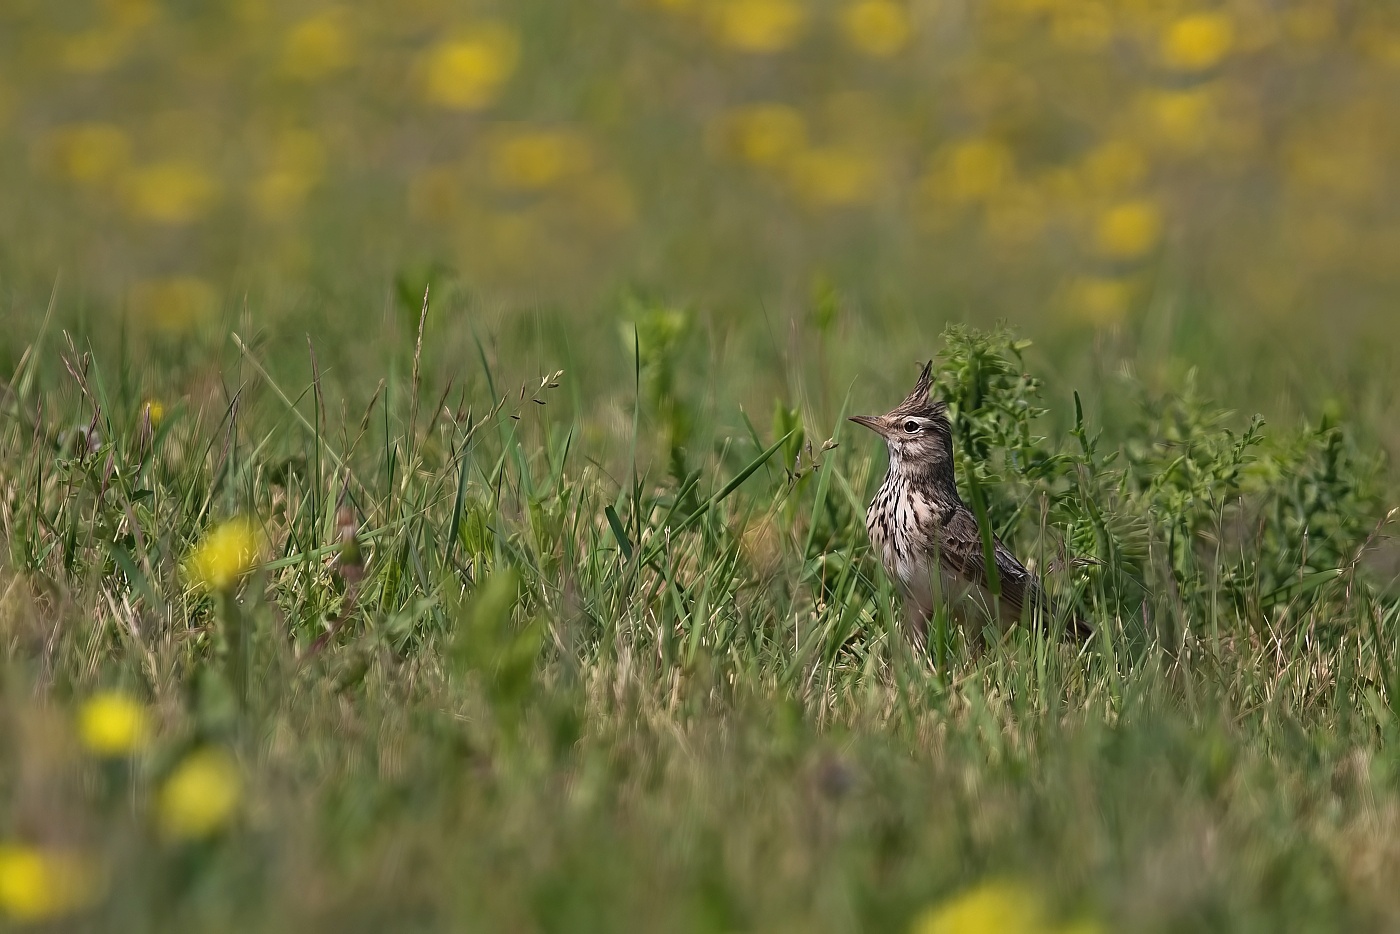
<box><xmin>841</xmin><ymin>0</ymin><xmax>911</xmax><ymax>58</ymax></box>
<box><xmin>251</xmin><ymin>130</ymin><xmax>325</xmax><ymax>220</ymax></box>
<box><xmin>421</xmin><ymin>23</ymin><xmax>520</xmax><ymax>111</ymax></box>
<box><xmin>934</xmin><ymin>138</ymin><xmax>1015</xmax><ymax>204</ymax></box>
<box><xmin>281</xmin><ymin>11</ymin><xmax>352</xmax><ymax>81</ymax></box>
<box><xmin>489</xmin><ymin>129</ymin><xmax>591</xmax><ymax>191</ymax></box>
<box><xmin>77</xmin><ymin>692</ymin><xmax>150</xmax><ymax>756</ymax></box>
<box><xmin>36</xmin><ymin>123</ymin><xmax>131</xmax><ymax>186</ymax></box>
<box><xmin>128</xmin><ymin>277</ymin><xmax>216</xmax><ymax>333</ymax></box>
<box><xmin>789</xmin><ymin>147</ymin><xmax>878</xmax><ymax>206</ymax></box>
<box><xmin>1141</xmin><ymin>86</ymin><xmax>1217</xmax><ymax>149</ymax></box>
<box><xmin>1050</xmin><ymin>2</ymin><xmax>1112</xmax><ymax>51</ymax></box>
<box><xmin>60</xmin><ymin>29</ymin><xmax>130</xmax><ymax>73</ymax></box>
<box><xmin>712</xmin><ymin>0</ymin><xmax>807</xmax><ymax>53</ymax></box>
<box><xmin>912</xmin><ymin>879</ymin><xmax>1048</xmax><ymax>934</ymax></box>
<box><xmin>1066</xmin><ymin>275</ymin><xmax>1133</xmax><ymax>327</ymax></box>
<box><xmin>102</xmin><ymin>0</ymin><xmax>158</xmax><ymax>30</ymax></box>
<box><xmin>710</xmin><ymin>104</ymin><xmax>808</xmax><ymax>168</ymax></box>
<box><xmin>144</xmin><ymin>400</ymin><xmax>165</xmax><ymax>429</ymax></box>
<box><xmin>122</xmin><ymin>161</ymin><xmax>219</xmax><ymax>224</ymax></box>
<box><xmin>185</xmin><ymin>518</ymin><xmax>260</xmax><ymax>593</ymax></box>
<box><xmin>158</xmin><ymin>748</ymin><xmax>242</xmax><ymax>840</ymax></box>
<box><xmin>1081</xmin><ymin>139</ymin><xmax>1148</xmax><ymax>194</ymax></box>
<box><xmin>0</xmin><ymin>845</ymin><xmax>103</xmax><ymax>922</ymax></box>
<box><xmin>1161</xmin><ymin>12</ymin><xmax>1233</xmax><ymax>72</ymax></box>
<box><xmin>1094</xmin><ymin>199</ymin><xmax>1162</xmax><ymax>259</ymax></box>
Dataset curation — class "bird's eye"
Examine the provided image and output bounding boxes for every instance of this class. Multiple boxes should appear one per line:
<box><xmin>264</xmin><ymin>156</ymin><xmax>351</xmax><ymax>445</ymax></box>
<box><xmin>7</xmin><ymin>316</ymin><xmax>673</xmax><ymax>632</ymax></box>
<box><xmin>902</xmin><ymin>420</ymin><xmax>921</xmax><ymax>433</ymax></box>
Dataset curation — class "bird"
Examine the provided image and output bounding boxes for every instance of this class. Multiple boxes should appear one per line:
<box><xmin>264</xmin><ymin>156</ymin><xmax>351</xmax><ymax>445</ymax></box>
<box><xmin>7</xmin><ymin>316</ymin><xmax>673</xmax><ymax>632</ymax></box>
<box><xmin>849</xmin><ymin>361</ymin><xmax>1091</xmax><ymax>648</ymax></box>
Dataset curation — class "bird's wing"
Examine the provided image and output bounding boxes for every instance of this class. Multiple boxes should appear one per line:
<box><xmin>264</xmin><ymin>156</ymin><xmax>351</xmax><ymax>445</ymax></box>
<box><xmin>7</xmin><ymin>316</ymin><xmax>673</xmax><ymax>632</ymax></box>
<box><xmin>935</xmin><ymin>507</ymin><xmax>1048</xmax><ymax>620</ymax></box>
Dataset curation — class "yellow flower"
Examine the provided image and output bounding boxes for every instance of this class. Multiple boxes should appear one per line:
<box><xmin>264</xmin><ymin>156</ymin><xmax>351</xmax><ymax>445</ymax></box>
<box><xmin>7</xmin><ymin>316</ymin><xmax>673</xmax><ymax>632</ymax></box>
<box><xmin>489</xmin><ymin>129</ymin><xmax>591</xmax><ymax>191</ymax></box>
<box><xmin>281</xmin><ymin>11</ymin><xmax>352</xmax><ymax>81</ymax></box>
<box><xmin>712</xmin><ymin>0</ymin><xmax>807</xmax><ymax>53</ymax></box>
<box><xmin>571</xmin><ymin>170</ymin><xmax>638</xmax><ymax>231</ymax></box>
<box><xmin>1094</xmin><ymin>199</ymin><xmax>1162</xmax><ymax>259</ymax></box>
<box><xmin>102</xmin><ymin>0</ymin><xmax>158</xmax><ymax>30</ymax></box>
<box><xmin>421</xmin><ymin>23</ymin><xmax>521</xmax><ymax>111</ymax></box>
<box><xmin>984</xmin><ymin>183</ymin><xmax>1048</xmax><ymax>244</ymax></box>
<box><xmin>1050</xmin><ymin>2</ymin><xmax>1112</xmax><ymax>51</ymax></box>
<box><xmin>77</xmin><ymin>692</ymin><xmax>150</xmax><ymax>756</ymax></box>
<box><xmin>128</xmin><ymin>277</ymin><xmax>216</xmax><ymax>333</ymax></box>
<box><xmin>934</xmin><ymin>139</ymin><xmax>1015</xmax><ymax>204</ymax></box>
<box><xmin>710</xmin><ymin>104</ymin><xmax>808</xmax><ymax>168</ymax></box>
<box><xmin>1065</xmin><ymin>275</ymin><xmax>1134</xmax><ymax>327</ymax></box>
<box><xmin>60</xmin><ymin>29</ymin><xmax>130</xmax><ymax>73</ymax></box>
<box><xmin>912</xmin><ymin>880</ymin><xmax>1048</xmax><ymax>934</ymax></box>
<box><xmin>0</xmin><ymin>845</ymin><xmax>103</xmax><ymax>922</ymax></box>
<box><xmin>185</xmin><ymin>518</ymin><xmax>260</xmax><ymax>592</ymax></box>
<box><xmin>122</xmin><ymin>161</ymin><xmax>219</xmax><ymax>224</ymax></box>
<box><xmin>144</xmin><ymin>400</ymin><xmax>165</xmax><ymax>429</ymax></box>
<box><xmin>251</xmin><ymin>130</ymin><xmax>325</xmax><ymax>220</ymax></box>
<box><xmin>841</xmin><ymin>0</ymin><xmax>911</xmax><ymax>57</ymax></box>
<box><xmin>789</xmin><ymin>147</ymin><xmax>878</xmax><ymax>207</ymax></box>
<box><xmin>1141</xmin><ymin>86</ymin><xmax>1217</xmax><ymax>149</ymax></box>
<box><xmin>35</xmin><ymin>123</ymin><xmax>131</xmax><ymax>186</ymax></box>
<box><xmin>1080</xmin><ymin>139</ymin><xmax>1148</xmax><ymax>194</ymax></box>
<box><xmin>158</xmin><ymin>748</ymin><xmax>241</xmax><ymax>840</ymax></box>
<box><xmin>1161</xmin><ymin>12</ymin><xmax>1233</xmax><ymax>72</ymax></box>
<box><xmin>407</xmin><ymin>166</ymin><xmax>461</xmax><ymax>223</ymax></box>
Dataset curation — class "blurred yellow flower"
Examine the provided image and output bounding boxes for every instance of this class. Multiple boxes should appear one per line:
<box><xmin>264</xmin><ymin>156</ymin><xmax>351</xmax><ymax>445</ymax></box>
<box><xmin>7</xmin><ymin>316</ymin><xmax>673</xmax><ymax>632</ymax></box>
<box><xmin>185</xmin><ymin>518</ymin><xmax>260</xmax><ymax>592</ymax></box>
<box><xmin>421</xmin><ymin>23</ymin><xmax>520</xmax><ymax>111</ymax></box>
<box><xmin>128</xmin><ymin>276</ymin><xmax>216</xmax><ymax>332</ymax></box>
<box><xmin>36</xmin><ymin>123</ymin><xmax>131</xmax><ymax>186</ymax></box>
<box><xmin>77</xmin><ymin>692</ymin><xmax>150</xmax><ymax>756</ymax></box>
<box><xmin>123</xmin><ymin>161</ymin><xmax>219</xmax><ymax>224</ymax></box>
<box><xmin>1066</xmin><ymin>275</ymin><xmax>1133</xmax><ymax>327</ymax></box>
<box><xmin>912</xmin><ymin>880</ymin><xmax>1048</xmax><ymax>934</ymax></box>
<box><xmin>102</xmin><ymin>0</ymin><xmax>158</xmax><ymax>29</ymax></box>
<box><xmin>489</xmin><ymin>129</ymin><xmax>591</xmax><ymax>191</ymax></box>
<box><xmin>1094</xmin><ymin>199</ymin><xmax>1161</xmax><ymax>259</ymax></box>
<box><xmin>936</xmin><ymin>138</ymin><xmax>1015</xmax><ymax>204</ymax></box>
<box><xmin>1161</xmin><ymin>12</ymin><xmax>1233</xmax><ymax>72</ymax></box>
<box><xmin>841</xmin><ymin>0</ymin><xmax>911</xmax><ymax>57</ymax></box>
<box><xmin>1141</xmin><ymin>86</ymin><xmax>1217</xmax><ymax>149</ymax></box>
<box><xmin>789</xmin><ymin>147</ymin><xmax>877</xmax><ymax>207</ymax></box>
<box><xmin>144</xmin><ymin>399</ymin><xmax>165</xmax><ymax>429</ymax></box>
<box><xmin>186</xmin><ymin>518</ymin><xmax>260</xmax><ymax>590</ymax></box>
<box><xmin>984</xmin><ymin>184</ymin><xmax>1048</xmax><ymax>244</ymax></box>
<box><xmin>408</xmin><ymin>166</ymin><xmax>462</xmax><ymax>223</ymax></box>
<box><xmin>1050</xmin><ymin>2</ymin><xmax>1112</xmax><ymax>51</ymax></box>
<box><xmin>1081</xmin><ymin>139</ymin><xmax>1148</xmax><ymax>194</ymax></box>
<box><xmin>60</xmin><ymin>29</ymin><xmax>130</xmax><ymax>73</ymax></box>
<box><xmin>0</xmin><ymin>846</ymin><xmax>103</xmax><ymax>922</ymax></box>
<box><xmin>158</xmin><ymin>748</ymin><xmax>241</xmax><ymax>840</ymax></box>
<box><xmin>712</xmin><ymin>0</ymin><xmax>807</xmax><ymax>53</ymax></box>
<box><xmin>572</xmin><ymin>171</ymin><xmax>639</xmax><ymax>231</ymax></box>
<box><xmin>251</xmin><ymin>130</ymin><xmax>326</xmax><ymax>220</ymax></box>
<box><xmin>281</xmin><ymin>11</ymin><xmax>352</xmax><ymax>81</ymax></box>
<box><xmin>1283</xmin><ymin>4</ymin><xmax>1335</xmax><ymax>45</ymax></box>
<box><xmin>711</xmin><ymin>104</ymin><xmax>808</xmax><ymax>168</ymax></box>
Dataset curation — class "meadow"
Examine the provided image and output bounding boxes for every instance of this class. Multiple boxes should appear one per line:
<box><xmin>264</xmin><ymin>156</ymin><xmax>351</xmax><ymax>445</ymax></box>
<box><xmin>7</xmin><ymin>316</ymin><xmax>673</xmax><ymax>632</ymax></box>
<box><xmin>3</xmin><ymin>0</ymin><xmax>1400</xmax><ymax>931</ymax></box>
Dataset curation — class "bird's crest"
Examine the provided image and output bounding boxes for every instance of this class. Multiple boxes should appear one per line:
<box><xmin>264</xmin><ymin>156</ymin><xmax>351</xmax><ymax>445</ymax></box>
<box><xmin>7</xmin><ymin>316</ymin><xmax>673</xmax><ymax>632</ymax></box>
<box><xmin>893</xmin><ymin>361</ymin><xmax>948</xmax><ymax>422</ymax></box>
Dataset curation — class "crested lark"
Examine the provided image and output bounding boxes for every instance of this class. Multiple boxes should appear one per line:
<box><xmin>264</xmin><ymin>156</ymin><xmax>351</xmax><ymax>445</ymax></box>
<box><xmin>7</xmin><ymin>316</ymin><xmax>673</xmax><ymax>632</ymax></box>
<box><xmin>850</xmin><ymin>362</ymin><xmax>1091</xmax><ymax>646</ymax></box>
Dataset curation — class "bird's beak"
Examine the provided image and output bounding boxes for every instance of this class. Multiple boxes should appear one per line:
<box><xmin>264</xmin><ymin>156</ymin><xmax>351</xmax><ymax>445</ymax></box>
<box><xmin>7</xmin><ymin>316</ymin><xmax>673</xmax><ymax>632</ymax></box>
<box><xmin>848</xmin><ymin>415</ymin><xmax>883</xmax><ymax>434</ymax></box>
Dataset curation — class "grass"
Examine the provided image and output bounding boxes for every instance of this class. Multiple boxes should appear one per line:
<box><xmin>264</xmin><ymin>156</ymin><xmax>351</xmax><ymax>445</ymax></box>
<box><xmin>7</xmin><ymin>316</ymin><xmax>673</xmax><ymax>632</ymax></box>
<box><xmin>1</xmin><ymin>296</ymin><xmax>1397</xmax><ymax>932</ymax></box>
